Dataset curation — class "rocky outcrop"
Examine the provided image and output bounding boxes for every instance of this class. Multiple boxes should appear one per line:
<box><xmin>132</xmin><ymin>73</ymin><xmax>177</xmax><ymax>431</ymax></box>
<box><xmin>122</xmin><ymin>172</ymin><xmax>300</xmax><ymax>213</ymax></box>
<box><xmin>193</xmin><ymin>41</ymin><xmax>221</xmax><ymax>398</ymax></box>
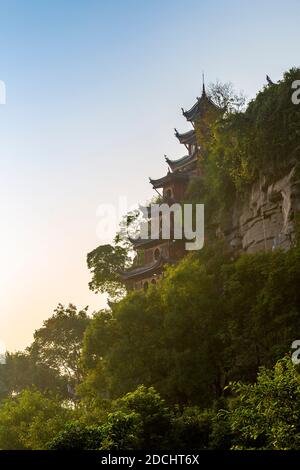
<box><xmin>223</xmin><ymin>165</ymin><xmax>300</xmax><ymax>254</ymax></box>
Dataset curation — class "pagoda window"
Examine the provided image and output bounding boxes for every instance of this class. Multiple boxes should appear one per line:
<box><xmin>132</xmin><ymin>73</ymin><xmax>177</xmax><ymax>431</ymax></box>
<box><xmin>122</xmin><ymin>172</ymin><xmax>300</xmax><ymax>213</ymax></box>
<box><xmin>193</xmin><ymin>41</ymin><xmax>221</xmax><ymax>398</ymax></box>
<box><xmin>151</xmin><ymin>279</ymin><xmax>157</xmax><ymax>285</ymax></box>
<box><xmin>143</xmin><ymin>281</ymin><xmax>149</xmax><ymax>291</ymax></box>
<box><xmin>165</xmin><ymin>188</ymin><xmax>173</xmax><ymax>199</ymax></box>
<box><xmin>154</xmin><ymin>248</ymin><xmax>160</xmax><ymax>261</ymax></box>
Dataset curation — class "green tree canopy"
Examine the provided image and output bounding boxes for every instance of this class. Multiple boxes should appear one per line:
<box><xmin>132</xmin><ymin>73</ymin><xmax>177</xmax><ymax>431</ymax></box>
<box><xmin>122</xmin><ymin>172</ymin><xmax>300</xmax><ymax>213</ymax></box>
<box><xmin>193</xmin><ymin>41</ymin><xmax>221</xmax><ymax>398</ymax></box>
<box><xmin>0</xmin><ymin>389</ymin><xmax>70</xmax><ymax>450</ymax></box>
<box><xmin>87</xmin><ymin>244</ymin><xmax>130</xmax><ymax>300</ymax></box>
<box><xmin>226</xmin><ymin>357</ymin><xmax>300</xmax><ymax>450</ymax></box>
<box><xmin>29</xmin><ymin>303</ymin><xmax>90</xmax><ymax>387</ymax></box>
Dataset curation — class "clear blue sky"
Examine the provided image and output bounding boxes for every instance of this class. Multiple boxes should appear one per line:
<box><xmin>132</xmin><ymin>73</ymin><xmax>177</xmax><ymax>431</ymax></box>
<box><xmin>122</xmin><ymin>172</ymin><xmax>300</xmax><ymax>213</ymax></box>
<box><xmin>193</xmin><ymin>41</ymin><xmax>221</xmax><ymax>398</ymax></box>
<box><xmin>0</xmin><ymin>0</ymin><xmax>299</xmax><ymax>350</ymax></box>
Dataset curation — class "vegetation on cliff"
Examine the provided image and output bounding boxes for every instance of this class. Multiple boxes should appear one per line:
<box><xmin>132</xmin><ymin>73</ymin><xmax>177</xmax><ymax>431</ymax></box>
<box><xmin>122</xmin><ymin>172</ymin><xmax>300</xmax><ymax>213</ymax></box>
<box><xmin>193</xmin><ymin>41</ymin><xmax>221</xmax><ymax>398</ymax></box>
<box><xmin>189</xmin><ymin>67</ymin><xmax>300</xmax><ymax>223</ymax></box>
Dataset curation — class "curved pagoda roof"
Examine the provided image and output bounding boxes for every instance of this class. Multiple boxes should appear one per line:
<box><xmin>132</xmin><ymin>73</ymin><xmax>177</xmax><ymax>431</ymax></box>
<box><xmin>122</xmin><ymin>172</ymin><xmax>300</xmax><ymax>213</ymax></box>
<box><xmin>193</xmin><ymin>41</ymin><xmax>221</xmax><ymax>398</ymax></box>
<box><xmin>129</xmin><ymin>225</ymin><xmax>178</xmax><ymax>249</ymax></box>
<box><xmin>128</xmin><ymin>235</ymin><xmax>164</xmax><ymax>249</ymax></box>
<box><xmin>149</xmin><ymin>171</ymin><xmax>190</xmax><ymax>189</ymax></box>
<box><xmin>165</xmin><ymin>152</ymin><xmax>197</xmax><ymax>172</ymax></box>
<box><xmin>181</xmin><ymin>85</ymin><xmax>220</xmax><ymax>123</ymax></box>
<box><xmin>121</xmin><ymin>254</ymin><xmax>175</xmax><ymax>281</ymax></box>
<box><xmin>174</xmin><ymin>128</ymin><xmax>197</xmax><ymax>146</ymax></box>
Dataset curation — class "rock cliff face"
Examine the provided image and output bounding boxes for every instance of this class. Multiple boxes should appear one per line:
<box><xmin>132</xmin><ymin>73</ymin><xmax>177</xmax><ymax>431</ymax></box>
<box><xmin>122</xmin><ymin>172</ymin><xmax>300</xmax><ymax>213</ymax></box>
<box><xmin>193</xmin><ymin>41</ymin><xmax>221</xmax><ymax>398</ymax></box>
<box><xmin>223</xmin><ymin>165</ymin><xmax>300</xmax><ymax>254</ymax></box>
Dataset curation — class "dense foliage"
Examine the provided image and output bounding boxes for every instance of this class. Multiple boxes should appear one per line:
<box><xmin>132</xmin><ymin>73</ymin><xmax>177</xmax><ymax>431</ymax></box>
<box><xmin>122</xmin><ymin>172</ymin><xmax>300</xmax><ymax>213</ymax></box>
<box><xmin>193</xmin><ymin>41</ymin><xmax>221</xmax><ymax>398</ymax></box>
<box><xmin>0</xmin><ymin>240</ymin><xmax>300</xmax><ymax>449</ymax></box>
<box><xmin>189</xmin><ymin>68</ymin><xmax>300</xmax><ymax>222</ymax></box>
<box><xmin>81</xmin><ymin>241</ymin><xmax>300</xmax><ymax>405</ymax></box>
<box><xmin>226</xmin><ymin>357</ymin><xmax>300</xmax><ymax>450</ymax></box>
<box><xmin>87</xmin><ymin>244</ymin><xmax>130</xmax><ymax>300</ymax></box>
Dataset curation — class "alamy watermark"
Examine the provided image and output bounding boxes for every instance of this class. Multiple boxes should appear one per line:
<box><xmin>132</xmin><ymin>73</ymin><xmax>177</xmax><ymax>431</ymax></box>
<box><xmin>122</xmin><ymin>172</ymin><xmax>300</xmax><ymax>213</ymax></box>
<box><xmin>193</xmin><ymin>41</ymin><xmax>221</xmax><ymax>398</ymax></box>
<box><xmin>0</xmin><ymin>341</ymin><xmax>6</xmax><ymax>365</ymax></box>
<box><xmin>291</xmin><ymin>80</ymin><xmax>300</xmax><ymax>105</ymax></box>
<box><xmin>96</xmin><ymin>197</ymin><xmax>204</xmax><ymax>251</ymax></box>
<box><xmin>291</xmin><ymin>340</ymin><xmax>300</xmax><ymax>365</ymax></box>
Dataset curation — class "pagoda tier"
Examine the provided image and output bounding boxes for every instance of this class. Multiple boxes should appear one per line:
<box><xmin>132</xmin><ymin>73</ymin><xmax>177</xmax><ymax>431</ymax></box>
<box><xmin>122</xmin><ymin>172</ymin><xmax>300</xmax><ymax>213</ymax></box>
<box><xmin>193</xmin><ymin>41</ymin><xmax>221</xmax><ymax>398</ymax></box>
<box><xmin>181</xmin><ymin>85</ymin><xmax>220</xmax><ymax>123</ymax></box>
<box><xmin>129</xmin><ymin>236</ymin><xmax>165</xmax><ymax>249</ymax></box>
<box><xmin>149</xmin><ymin>171</ymin><xmax>190</xmax><ymax>190</ymax></box>
<box><xmin>129</xmin><ymin>223</ymin><xmax>184</xmax><ymax>249</ymax></box>
<box><xmin>121</xmin><ymin>254</ymin><xmax>167</xmax><ymax>281</ymax></box>
<box><xmin>165</xmin><ymin>152</ymin><xmax>197</xmax><ymax>173</ymax></box>
<box><xmin>174</xmin><ymin>128</ymin><xmax>197</xmax><ymax>146</ymax></box>
<box><xmin>121</xmin><ymin>240</ymin><xmax>185</xmax><ymax>291</ymax></box>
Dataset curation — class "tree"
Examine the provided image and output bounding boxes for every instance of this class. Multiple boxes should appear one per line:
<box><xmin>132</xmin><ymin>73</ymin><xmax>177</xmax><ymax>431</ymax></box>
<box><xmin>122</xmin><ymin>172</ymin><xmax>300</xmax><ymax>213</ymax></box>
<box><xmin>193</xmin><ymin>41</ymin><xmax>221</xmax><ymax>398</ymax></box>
<box><xmin>223</xmin><ymin>246</ymin><xmax>300</xmax><ymax>383</ymax></box>
<box><xmin>87</xmin><ymin>208</ymin><xmax>145</xmax><ymax>300</ymax></box>
<box><xmin>226</xmin><ymin>357</ymin><xmax>300</xmax><ymax>450</ymax></box>
<box><xmin>116</xmin><ymin>386</ymin><xmax>172</xmax><ymax>450</ymax></box>
<box><xmin>0</xmin><ymin>352</ymin><xmax>68</xmax><ymax>401</ymax></box>
<box><xmin>100</xmin><ymin>411</ymin><xmax>141</xmax><ymax>450</ymax></box>
<box><xmin>208</xmin><ymin>80</ymin><xmax>246</xmax><ymax>113</ymax></box>
<box><xmin>87</xmin><ymin>244</ymin><xmax>130</xmax><ymax>300</ymax></box>
<box><xmin>78</xmin><ymin>309</ymin><xmax>117</xmax><ymax>401</ymax></box>
<box><xmin>81</xmin><ymin>238</ymin><xmax>300</xmax><ymax>408</ymax></box>
<box><xmin>170</xmin><ymin>407</ymin><xmax>213</xmax><ymax>450</ymax></box>
<box><xmin>0</xmin><ymin>389</ymin><xmax>70</xmax><ymax>450</ymax></box>
<box><xmin>47</xmin><ymin>422</ymin><xmax>103</xmax><ymax>450</ymax></box>
<box><xmin>81</xmin><ymin>287</ymin><xmax>167</xmax><ymax>401</ymax></box>
<box><xmin>29</xmin><ymin>304</ymin><xmax>90</xmax><ymax>387</ymax></box>
<box><xmin>81</xmin><ymin>250</ymin><xmax>227</xmax><ymax>405</ymax></box>
<box><xmin>157</xmin><ymin>256</ymin><xmax>224</xmax><ymax>404</ymax></box>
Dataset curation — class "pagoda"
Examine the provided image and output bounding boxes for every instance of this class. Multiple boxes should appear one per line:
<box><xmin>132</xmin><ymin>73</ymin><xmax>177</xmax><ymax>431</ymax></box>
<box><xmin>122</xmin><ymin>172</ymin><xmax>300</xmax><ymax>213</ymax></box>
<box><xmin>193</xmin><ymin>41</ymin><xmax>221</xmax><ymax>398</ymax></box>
<box><xmin>121</xmin><ymin>84</ymin><xmax>222</xmax><ymax>291</ymax></box>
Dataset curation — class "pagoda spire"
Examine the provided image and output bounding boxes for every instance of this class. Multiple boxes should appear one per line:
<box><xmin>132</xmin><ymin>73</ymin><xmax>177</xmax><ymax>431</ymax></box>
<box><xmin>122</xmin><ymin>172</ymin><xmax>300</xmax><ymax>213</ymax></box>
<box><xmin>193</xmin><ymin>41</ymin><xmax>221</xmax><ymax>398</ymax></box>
<box><xmin>202</xmin><ymin>72</ymin><xmax>206</xmax><ymax>96</ymax></box>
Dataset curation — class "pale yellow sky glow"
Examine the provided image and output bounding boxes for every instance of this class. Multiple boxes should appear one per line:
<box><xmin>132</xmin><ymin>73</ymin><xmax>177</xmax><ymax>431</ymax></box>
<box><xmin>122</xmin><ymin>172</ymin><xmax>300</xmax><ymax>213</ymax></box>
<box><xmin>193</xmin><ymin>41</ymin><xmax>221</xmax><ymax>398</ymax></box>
<box><xmin>0</xmin><ymin>203</ymin><xmax>106</xmax><ymax>350</ymax></box>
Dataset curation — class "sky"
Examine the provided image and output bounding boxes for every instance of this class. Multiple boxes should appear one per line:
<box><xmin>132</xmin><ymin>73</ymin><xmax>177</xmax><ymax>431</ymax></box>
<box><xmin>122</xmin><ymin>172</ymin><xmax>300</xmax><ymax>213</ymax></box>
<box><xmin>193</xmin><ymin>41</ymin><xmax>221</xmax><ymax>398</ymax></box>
<box><xmin>0</xmin><ymin>0</ymin><xmax>299</xmax><ymax>351</ymax></box>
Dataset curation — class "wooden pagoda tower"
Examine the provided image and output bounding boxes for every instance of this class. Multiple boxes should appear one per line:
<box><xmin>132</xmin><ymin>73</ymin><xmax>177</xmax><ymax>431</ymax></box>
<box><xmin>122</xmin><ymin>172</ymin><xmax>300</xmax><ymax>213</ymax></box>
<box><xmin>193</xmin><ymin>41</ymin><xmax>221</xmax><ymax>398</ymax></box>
<box><xmin>121</xmin><ymin>85</ymin><xmax>222</xmax><ymax>290</ymax></box>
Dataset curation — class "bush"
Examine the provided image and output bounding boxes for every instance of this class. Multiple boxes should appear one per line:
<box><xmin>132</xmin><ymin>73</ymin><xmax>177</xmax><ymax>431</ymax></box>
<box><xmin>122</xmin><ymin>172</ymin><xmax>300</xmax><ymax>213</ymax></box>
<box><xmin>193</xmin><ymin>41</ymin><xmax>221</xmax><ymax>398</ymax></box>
<box><xmin>47</xmin><ymin>422</ymin><xmax>103</xmax><ymax>450</ymax></box>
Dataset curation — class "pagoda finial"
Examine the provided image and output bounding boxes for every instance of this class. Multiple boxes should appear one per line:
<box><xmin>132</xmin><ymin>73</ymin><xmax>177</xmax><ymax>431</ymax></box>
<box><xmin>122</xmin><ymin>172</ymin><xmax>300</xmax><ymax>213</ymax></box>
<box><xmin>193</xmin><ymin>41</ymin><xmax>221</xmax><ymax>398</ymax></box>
<box><xmin>165</xmin><ymin>155</ymin><xmax>171</xmax><ymax>166</ymax></box>
<box><xmin>202</xmin><ymin>72</ymin><xmax>206</xmax><ymax>96</ymax></box>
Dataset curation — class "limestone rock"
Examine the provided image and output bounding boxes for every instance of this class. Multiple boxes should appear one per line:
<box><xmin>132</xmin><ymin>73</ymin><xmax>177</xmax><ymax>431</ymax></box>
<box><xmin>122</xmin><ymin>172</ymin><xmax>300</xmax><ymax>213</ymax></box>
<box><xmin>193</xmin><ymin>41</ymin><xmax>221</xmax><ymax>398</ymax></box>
<box><xmin>223</xmin><ymin>165</ymin><xmax>300</xmax><ymax>254</ymax></box>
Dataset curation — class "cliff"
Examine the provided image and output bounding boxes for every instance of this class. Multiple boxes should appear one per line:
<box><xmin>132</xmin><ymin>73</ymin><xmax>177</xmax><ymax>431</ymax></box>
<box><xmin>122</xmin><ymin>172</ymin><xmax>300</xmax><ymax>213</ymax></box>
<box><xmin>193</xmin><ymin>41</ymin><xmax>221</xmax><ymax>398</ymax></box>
<box><xmin>223</xmin><ymin>165</ymin><xmax>300</xmax><ymax>253</ymax></box>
